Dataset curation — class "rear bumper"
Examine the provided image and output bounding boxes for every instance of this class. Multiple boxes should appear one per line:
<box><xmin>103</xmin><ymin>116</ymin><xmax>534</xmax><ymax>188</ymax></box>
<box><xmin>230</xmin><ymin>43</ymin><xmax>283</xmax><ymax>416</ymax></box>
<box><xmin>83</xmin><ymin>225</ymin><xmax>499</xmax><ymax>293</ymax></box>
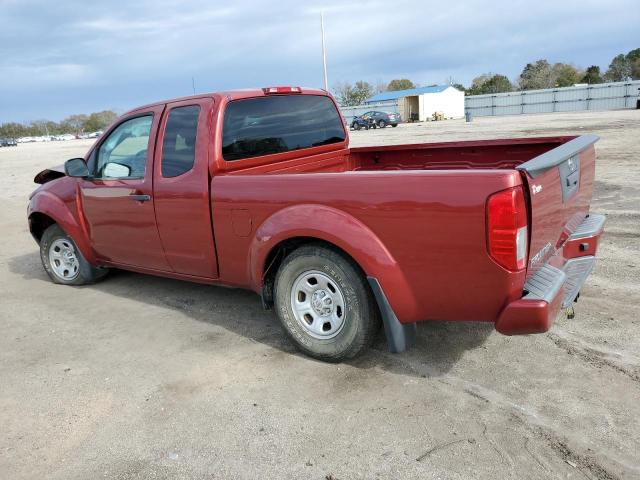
<box><xmin>496</xmin><ymin>213</ymin><xmax>605</xmax><ymax>335</ymax></box>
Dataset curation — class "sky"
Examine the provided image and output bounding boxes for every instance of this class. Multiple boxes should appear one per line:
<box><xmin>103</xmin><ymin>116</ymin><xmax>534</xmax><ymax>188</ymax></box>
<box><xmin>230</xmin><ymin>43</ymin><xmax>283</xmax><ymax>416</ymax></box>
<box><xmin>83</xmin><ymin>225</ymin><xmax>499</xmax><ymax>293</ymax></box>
<box><xmin>1</xmin><ymin>0</ymin><xmax>638</xmax><ymax>122</ymax></box>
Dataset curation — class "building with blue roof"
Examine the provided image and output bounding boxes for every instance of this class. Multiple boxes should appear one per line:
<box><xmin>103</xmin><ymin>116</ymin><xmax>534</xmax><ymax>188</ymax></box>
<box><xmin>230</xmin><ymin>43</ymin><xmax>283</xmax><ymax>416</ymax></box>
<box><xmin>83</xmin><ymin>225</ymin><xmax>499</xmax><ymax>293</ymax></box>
<box><xmin>365</xmin><ymin>85</ymin><xmax>450</xmax><ymax>103</ymax></box>
<box><xmin>362</xmin><ymin>84</ymin><xmax>464</xmax><ymax>122</ymax></box>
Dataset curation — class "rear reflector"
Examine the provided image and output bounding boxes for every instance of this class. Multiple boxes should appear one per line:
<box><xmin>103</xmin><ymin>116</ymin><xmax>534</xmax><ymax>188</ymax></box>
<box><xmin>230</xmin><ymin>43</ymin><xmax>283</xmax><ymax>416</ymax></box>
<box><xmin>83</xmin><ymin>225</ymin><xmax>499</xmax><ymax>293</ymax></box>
<box><xmin>262</xmin><ymin>86</ymin><xmax>302</xmax><ymax>94</ymax></box>
<box><xmin>487</xmin><ymin>186</ymin><xmax>528</xmax><ymax>271</ymax></box>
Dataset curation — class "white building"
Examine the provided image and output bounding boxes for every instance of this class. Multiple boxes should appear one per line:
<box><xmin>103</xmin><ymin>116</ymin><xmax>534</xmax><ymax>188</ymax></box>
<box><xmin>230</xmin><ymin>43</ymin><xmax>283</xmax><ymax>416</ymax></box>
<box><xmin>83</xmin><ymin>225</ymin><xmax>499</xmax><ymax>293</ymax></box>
<box><xmin>364</xmin><ymin>85</ymin><xmax>465</xmax><ymax>121</ymax></box>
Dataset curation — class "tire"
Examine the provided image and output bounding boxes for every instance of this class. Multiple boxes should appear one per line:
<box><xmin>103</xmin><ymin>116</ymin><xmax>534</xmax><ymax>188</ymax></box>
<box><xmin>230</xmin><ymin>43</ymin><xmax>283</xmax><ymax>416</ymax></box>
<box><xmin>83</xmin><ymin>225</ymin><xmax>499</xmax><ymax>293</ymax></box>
<box><xmin>40</xmin><ymin>224</ymin><xmax>108</xmax><ymax>285</ymax></box>
<box><xmin>352</xmin><ymin>123</ymin><xmax>360</xmax><ymax>131</ymax></box>
<box><xmin>274</xmin><ymin>244</ymin><xmax>380</xmax><ymax>362</ymax></box>
<box><xmin>391</xmin><ymin>124</ymin><xmax>398</xmax><ymax>127</ymax></box>
<box><xmin>378</xmin><ymin>120</ymin><xmax>386</xmax><ymax>128</ymax></box>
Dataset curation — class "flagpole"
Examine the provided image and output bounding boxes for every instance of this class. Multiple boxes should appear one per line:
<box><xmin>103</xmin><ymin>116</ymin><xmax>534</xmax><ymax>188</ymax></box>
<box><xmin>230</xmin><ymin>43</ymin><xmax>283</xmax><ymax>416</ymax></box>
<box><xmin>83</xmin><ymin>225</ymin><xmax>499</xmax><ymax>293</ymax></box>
<box><xmin>321</xmin><ymin>12</ymin><xmax>328</xmax><ymax>90</ymax></box>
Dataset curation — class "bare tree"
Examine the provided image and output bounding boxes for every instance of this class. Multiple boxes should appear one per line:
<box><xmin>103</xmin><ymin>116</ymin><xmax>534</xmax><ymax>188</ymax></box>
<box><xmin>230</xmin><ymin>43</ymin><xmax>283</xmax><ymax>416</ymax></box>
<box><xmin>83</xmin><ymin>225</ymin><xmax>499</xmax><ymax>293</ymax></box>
<box><xmin>332</xmin><ymin>81</ymin><xmax>374</xmax><ymax>106</ymax></box>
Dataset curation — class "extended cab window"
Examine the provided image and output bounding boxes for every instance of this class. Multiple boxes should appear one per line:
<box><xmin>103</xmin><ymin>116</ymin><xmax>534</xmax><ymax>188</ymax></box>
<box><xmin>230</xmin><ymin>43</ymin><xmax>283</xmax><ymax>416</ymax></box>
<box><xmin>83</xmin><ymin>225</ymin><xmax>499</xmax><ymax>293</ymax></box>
<box><xmin>161</xmin><ymin>105</ymin><xmax>200</xmax><ymax>177</ymax></box>
<box><xmin>221</xmin><ymin>95</ymin><xmax>345</xmax><ymax>161</ymax></box>
<box><xmin>95</xmin><ymin>115</ymin><xmax>152</xmax><ymax>178</ymax></box>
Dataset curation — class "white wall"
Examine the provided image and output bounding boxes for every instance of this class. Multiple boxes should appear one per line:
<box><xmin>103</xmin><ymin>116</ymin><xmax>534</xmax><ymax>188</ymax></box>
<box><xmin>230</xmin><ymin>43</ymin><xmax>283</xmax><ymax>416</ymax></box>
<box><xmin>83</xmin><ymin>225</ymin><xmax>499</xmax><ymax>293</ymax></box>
<box><xmin>419</xmin><ymin>87</ymin><xmax>465</xmax><ymax>121</ymax></box>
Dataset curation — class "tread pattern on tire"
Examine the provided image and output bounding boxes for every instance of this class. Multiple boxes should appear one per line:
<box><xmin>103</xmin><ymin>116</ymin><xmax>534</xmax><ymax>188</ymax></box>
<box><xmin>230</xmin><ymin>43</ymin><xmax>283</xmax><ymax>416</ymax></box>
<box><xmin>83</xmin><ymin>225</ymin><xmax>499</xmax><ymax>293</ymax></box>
<box><xmin>274</xmin><ymin>243</ymin><xmax>380</xmax><ymax>362</ymax></box>
<box><xmin>40</xmin><ymin>224</ymin><xmax>108</xmax><ymax>286</ymax></box>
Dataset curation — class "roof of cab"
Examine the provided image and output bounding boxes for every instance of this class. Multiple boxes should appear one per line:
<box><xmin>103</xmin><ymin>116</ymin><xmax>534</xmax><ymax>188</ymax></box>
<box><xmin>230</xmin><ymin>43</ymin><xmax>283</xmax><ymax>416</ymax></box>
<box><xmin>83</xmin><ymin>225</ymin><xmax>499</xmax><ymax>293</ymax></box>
<box><xmin>123</xmin><ymin>87</ymin><xmax>330</xmax><ymax>116</ymax></box>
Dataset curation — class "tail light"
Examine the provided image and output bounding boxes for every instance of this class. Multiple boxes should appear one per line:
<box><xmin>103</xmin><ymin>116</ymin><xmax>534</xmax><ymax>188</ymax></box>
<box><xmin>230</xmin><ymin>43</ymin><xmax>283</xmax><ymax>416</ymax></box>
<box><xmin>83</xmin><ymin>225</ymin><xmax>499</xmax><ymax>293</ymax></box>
<box><xmin>263</xmin><ymin>86</ymin><xmax>302</xmax><ymax>94</ymax></box>
<box><xmin>487</xmin><ymin>186</ymin><xmax>528</xmax><ymax>271</ymax></box>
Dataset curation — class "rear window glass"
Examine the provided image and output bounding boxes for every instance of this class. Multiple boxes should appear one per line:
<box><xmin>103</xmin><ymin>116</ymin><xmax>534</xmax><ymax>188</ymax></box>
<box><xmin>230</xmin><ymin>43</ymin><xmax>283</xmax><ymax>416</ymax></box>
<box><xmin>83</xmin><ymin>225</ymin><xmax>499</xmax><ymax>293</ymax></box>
<box><xmin>221</xmin><ymin>95</ymin><xmax>345</xmax><ymax>161</ymax></box>
<box><xmin>161</xmin><ymin>105</ymin><xmax>200</xmax><ymax>177</ymax></box>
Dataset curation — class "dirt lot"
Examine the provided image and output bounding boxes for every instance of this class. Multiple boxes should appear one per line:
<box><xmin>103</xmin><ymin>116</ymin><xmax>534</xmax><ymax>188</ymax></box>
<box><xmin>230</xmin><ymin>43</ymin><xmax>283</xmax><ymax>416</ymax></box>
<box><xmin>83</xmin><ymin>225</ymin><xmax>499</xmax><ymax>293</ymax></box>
<box><xmin>1</xmin><ymin>109</ymin><xmax>639</xmax><ymax>479</ymax></box>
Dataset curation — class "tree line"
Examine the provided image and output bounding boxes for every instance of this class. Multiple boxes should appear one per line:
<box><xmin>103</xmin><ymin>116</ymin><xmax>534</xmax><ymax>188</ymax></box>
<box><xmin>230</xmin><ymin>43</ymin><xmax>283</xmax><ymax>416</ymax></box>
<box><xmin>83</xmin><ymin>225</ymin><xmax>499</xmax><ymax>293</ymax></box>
<box><xmin>0</xmin><ymin>110</ymin><xmax>118</xmax><ymax>139</ymax></box>
<box><xmin>334</xmin><ymin>48</ymin><xmax>640</xmax><ymax>105</ymax></box>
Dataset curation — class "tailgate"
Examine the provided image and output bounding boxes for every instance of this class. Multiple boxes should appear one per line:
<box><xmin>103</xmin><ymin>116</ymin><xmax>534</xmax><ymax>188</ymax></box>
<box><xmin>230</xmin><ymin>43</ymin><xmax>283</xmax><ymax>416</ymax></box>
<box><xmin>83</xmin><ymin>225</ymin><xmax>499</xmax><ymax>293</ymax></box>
<box><xmin>516</xmin><ymin>135</ymin><xmax>599</xmax><ymax>278</ymax></box>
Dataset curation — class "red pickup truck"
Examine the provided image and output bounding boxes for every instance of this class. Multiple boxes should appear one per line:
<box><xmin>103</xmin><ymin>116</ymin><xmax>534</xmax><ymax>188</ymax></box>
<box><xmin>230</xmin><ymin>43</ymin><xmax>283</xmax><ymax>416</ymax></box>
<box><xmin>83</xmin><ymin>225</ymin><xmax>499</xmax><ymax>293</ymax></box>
<box><xmin>28</xmin><ymin>86</ymin><xmax>605</xmax><ymax>361</ymax></box>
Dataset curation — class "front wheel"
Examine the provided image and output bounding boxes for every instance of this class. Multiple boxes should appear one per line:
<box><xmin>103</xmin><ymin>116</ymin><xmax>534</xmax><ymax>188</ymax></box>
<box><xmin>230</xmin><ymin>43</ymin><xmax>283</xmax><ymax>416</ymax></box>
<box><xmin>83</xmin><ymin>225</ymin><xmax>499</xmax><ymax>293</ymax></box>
<box><xmin>40</xmin><ymin>224</ymin><xmax>108</xmax><ymax>285</ymax></box>
<box><xmin>378</xmin><ymin>120</ymin><xmax>386</xmax><ymax>128</ymax></box>
<box><xmin>274</xmin><ymin>245</ymin><xmax>380</xmax><ymax>362</ymax></box>
<box><xmin>352</xmin><ymin>123</ymin><xmax>360</xmax><ymax>131</ymax></box>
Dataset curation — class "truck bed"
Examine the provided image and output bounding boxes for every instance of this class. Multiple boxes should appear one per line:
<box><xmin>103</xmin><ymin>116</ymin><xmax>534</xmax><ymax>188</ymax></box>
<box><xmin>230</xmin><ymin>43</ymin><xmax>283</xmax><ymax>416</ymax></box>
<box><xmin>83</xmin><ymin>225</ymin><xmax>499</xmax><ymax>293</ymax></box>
<box><xmin>348</xmin><ymin>137</ymin><xmax>571</xmax><ymax>171</ymax></box>
<box><xmin>215</xmin><ymin>134</ymin><xmax>597</xmax><ymax>326</ymax></box>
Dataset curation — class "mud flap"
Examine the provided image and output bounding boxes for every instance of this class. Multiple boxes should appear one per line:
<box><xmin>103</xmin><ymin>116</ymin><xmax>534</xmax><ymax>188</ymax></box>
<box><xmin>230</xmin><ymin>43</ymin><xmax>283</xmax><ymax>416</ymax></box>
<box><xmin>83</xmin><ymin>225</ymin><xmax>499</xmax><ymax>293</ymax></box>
<box><xmin>367</xmin><ymin>277</ymin><xmax>417</xmax><ymax>353</ymax></box>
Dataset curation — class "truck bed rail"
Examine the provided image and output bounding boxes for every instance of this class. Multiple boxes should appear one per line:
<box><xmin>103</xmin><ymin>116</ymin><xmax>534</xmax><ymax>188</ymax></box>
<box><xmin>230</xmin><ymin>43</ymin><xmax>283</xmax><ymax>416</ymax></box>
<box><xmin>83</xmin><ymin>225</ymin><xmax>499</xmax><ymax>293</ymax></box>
<box><xmin>516</xmin><ymin>134</ymin><xmax>599</xmax><ymax>178</ymax></box>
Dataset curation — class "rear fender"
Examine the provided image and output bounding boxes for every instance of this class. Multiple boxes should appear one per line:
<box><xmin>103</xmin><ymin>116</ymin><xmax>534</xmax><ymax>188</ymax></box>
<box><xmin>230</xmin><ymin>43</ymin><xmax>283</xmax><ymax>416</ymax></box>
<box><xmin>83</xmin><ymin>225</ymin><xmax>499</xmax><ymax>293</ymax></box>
<box><xmin>249</xmin><ymin>204</ymin><xmax>419</xmax><ymax>323</ymax></box>
<box><xmin>28</xmin><ymin>190</ymin><xmax>97</xmax><ymax>264</ymax></box>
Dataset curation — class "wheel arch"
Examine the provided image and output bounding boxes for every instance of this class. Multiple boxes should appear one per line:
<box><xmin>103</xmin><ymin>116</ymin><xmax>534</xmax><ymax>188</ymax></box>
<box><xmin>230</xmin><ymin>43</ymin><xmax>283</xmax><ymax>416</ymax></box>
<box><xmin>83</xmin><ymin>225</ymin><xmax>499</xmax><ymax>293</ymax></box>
<box><xmin>28</xmin><ymin>190</ymin><xmax>97</xmax><ymax>264</ymax></box>
<box><xmin>28</xmin><ymin>212</ymin><xmax>56</xmax><ymax>242</ymax></box>
<box><xmin>249</xmin><ymin>204</ymin><xmax>419</xmax><ymax>322</ymax></box>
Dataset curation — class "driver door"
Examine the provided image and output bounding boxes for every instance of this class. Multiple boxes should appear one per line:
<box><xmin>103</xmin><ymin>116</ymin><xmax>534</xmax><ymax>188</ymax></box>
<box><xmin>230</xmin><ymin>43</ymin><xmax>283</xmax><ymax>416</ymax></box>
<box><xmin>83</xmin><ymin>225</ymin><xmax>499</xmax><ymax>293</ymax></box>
<box><xmin>79</xmin><ymin>105</ymin><xmax>171</xmax><ymax>271</ymax></box>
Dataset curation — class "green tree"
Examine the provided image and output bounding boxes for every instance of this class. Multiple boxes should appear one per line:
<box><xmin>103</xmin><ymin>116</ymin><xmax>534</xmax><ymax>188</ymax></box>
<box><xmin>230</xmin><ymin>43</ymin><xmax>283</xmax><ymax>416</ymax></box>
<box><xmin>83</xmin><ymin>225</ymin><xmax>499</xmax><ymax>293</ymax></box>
<box><xmin>518</xmin><ymin>60</ymin><xmax>554</xmax><ymax>90</ymax></box>
<box><xmin>467</xmin><ymin>74</ymin><xmax>513</xmax><ymax>95</ymax></box>
<box><xmin>626</xmin><ymin>48</ymin><xmax>640</xmax><ymax>79</ymax></box>
<box><xmin>552</xmin><ymin>63</ymin><xmax>582</xmax><ymax>87</ymax></box>
<box><xmin>451</xmin><ymin>83</ymin><xmax>467</xmax><ymax>93</ymax></box>
<box><xmin>60</xmin><ymin>114</ymin><xmax>89</xmax><ymax>135</ymax></box>
<box><xmin>84</xmin><ymin>110</ymin><xmax>117</xmax><ymax>132</ymax></box>
<box><xmin>387</xmin><ymin>79</ymin><xmax>415</xmax><ymax>91</ymax></box>
<box><xmin>0</xmin><ymin>122</ymin><xmax>27</xmax><ymax>138</ymax></box>
<box><xmin>580</xmin><ymin>65</ymin><xmax>603</xmax><ymax>84</ymax></box>
<box><xmin>30</xmin><ymin>119</ymin><xmax>54</xmax><ymax>136</ymax></box>
<box><xmin>333</xmin><ymin>81</ymin><xmax>374</xmax><ymax>106</ymax></box>
<box><xmin>604</xmin><ymin>54</ymin><xmax>631</xmax><ymax>82</ymax></box>
<box><xmin>0</xmin><ymin>109</ymin><xmax>120</xmax><ymax>138</ymax></box>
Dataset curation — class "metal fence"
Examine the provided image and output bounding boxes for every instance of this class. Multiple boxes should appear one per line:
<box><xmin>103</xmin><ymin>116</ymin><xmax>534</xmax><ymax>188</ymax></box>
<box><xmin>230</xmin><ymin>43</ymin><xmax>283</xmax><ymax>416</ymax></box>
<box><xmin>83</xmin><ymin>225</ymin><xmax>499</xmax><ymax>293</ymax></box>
<box><xmin>465</xmin><ymin>81</ymin><xmax>640</xmax><ymax>117</ymax></box>
<box><xmin>339</xmin><ymin>101</ymin><xmax>398</xmax><ymax>123</ymax></box>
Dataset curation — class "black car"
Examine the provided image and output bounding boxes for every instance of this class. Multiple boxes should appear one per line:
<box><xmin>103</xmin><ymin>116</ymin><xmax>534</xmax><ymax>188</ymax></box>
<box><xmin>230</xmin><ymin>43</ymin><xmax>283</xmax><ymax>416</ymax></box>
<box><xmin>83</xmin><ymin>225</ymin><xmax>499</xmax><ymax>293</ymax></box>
<box><xmin>0</xmin><ymin>138</ymin><xmax>18</xmax><ymax>147</ymax></box>
<box><xmin>360</xmin><ymin>110</ymin><xmax>401</xmax><ymax>128</ymax></box>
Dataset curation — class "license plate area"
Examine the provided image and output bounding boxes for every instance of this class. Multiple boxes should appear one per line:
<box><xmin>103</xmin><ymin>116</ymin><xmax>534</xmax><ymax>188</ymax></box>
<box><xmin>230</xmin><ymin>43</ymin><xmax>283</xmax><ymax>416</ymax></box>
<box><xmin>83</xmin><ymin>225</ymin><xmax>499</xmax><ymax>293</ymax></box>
<box><xmin>559</xmin><ymin>155</ymin><xmax>580</xmax><ymax>202</ymax></box>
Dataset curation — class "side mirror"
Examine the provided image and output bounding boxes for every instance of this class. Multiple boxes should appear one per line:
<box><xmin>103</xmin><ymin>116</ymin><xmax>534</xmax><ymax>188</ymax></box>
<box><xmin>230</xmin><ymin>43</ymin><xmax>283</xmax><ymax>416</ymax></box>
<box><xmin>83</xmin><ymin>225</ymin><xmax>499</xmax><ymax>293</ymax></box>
<box><xmin>64</xmin><ymin>158</ymin><xmax>90</xmax><ymax>177</ymax></box>
<box><xmin>102</xmin><ymin>162</ymin><xmax>131</xmax><ymax>178</ymax></box>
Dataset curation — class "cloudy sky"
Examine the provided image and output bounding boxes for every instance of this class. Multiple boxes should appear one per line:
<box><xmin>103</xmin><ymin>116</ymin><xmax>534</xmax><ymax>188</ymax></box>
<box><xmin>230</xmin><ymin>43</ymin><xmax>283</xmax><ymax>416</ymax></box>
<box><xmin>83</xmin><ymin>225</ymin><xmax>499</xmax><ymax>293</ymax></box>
<box><xmin>1</xmin><ymin>0</ymin><xmax>638</xmax><ymax>121</ymax></box>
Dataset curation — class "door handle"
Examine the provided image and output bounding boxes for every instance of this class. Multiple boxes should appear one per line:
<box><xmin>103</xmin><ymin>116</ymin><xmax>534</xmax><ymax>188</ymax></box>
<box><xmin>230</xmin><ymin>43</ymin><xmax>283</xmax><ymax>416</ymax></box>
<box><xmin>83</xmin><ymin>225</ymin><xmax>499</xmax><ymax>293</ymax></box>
<box><xmin>129</xmin><ymin>194</ymin><xmax>151</xmax><ymax>202</ymax></box>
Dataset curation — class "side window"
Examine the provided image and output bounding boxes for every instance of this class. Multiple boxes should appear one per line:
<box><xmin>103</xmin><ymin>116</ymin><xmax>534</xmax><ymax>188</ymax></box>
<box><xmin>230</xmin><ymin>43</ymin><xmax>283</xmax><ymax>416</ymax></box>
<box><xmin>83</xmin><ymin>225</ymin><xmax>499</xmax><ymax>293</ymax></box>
<box><xmin>95</xmin><ymin>115</ymin><xmax>152</xmax><ymax>178</ymax></box>
<box><xmin>161</xmin><ymin>105</ymin><xmax>200</xmax><ymax>177</ymax></box>
<box><xmin>221</xmin><ymin>95</ymin><xmax>345</xmax><ymax>161</ymax></box>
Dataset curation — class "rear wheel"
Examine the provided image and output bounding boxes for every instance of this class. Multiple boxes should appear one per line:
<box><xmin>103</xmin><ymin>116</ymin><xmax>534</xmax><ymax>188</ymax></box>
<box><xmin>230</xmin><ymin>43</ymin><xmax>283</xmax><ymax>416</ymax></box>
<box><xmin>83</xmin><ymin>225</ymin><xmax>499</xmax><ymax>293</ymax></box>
<box><xmin>274</xmin><ymin>244</ymin><xmax>380</xmax><ymax>362</ymax></box>
<box><xmin>40</xmin><ymin>224</ymin><xmax>108</xmax><ymax>285</ymax></box>
<box><xmin>391</xmin><ymin>123</ymin><xmax>398</xmax><ymax>127</ymax></box>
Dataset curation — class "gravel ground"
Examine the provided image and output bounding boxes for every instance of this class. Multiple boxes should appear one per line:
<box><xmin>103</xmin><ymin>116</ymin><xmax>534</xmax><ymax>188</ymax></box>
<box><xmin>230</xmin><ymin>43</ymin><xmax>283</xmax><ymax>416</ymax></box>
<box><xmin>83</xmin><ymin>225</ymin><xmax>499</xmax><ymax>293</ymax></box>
<box><xmin>1</xmin><ymin>109</ymin><xmax>639</xmax><ymax>479</ymax></box>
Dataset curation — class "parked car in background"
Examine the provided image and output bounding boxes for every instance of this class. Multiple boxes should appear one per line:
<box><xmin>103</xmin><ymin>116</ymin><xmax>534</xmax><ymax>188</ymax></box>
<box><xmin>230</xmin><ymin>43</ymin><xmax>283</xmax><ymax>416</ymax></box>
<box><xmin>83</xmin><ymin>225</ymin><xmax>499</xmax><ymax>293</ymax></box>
<box><xmin>350</xmin><ymin>115</ymin><xmax>371</xmax><ymax>130</ymax></box>
<box><xmin>55</xmin><ymin>134</ymin><xmax>76</xmax><ymax>141</ymax></box>
<box><xmin>0</xmin><ymin>138</ymin><xmax>18</xmax><ymax>147</ymax></box>
<box><xmin>28</xmin><ymin>86</ymin><xmax>604</xmax><ymax>362</ymax></box>
<box><xmin>361</xmin><ymin>111</ymin><xmax>401</xmax><ymax>128</ymax></box>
